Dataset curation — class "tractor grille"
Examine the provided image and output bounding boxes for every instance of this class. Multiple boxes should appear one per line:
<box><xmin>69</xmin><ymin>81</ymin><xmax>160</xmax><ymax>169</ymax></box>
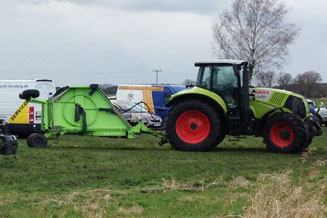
<box><xmin>270</xmin><ymin>92</ymin><xmax>287</xmax><ymax>106</ymax></box>
<box><xmin>284</xmin><ymin>96</ymin><xmax>306</xmax><ymax>118</ymax></box>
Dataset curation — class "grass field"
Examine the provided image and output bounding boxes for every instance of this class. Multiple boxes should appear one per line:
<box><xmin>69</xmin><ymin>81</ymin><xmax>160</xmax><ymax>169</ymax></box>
<box><xmin>0</xmin><ymin>128</ymin><xmax>327</xmax><ymax>217</ymax></box>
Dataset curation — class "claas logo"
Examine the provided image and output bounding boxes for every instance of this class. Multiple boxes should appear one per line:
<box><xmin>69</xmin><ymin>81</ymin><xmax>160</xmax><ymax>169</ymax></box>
<box><xmin>253</xmin><ymin>90</ymin><xmax>270</xmax><ymax>95</ymax></box>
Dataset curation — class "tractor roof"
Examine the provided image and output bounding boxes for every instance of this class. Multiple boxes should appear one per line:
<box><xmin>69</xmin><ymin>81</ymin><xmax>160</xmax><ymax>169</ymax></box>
<box><xmin>195</xmin><ymin>60</ymin><xmax>246</xmax><ymax>66</ymax></box>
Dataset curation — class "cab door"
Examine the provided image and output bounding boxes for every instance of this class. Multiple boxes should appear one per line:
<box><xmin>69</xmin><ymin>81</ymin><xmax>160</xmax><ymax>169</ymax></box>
<box><xmin>211</xmin><ymin>65</ymin><xmax>239</xmax><ymax>110</ymax></box>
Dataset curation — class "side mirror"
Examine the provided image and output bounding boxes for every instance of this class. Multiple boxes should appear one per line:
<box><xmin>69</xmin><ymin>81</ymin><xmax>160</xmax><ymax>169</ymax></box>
<box><xmin>315</xmin><ymin>101</ymin><xmax>325</xmax><ymax>114</ymax></box>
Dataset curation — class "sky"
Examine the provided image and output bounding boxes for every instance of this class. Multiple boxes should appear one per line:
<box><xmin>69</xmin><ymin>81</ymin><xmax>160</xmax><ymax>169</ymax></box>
<box><xmin>0</xmin><ymin>0</ymin><xmax>326</xmax><ymax>86</ymax></box>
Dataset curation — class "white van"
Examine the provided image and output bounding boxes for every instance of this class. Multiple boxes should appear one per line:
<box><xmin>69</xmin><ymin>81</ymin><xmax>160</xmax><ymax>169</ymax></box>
<box><xmin>0</xmin><ymin>80</ymin><xmax>55</xmax><ymax>137</ymax></box>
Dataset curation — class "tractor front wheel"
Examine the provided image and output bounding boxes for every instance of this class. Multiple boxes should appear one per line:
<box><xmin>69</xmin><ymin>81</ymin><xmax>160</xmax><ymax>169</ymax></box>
<box><xmin>264</xmin><ymin>113</ymin><xmax>306</xmax><ymax>153</ymax></box>
<box><xmin>166</xmin><ymin>100</ymin><xmax>225</xmax><ymax>151</ymax></box>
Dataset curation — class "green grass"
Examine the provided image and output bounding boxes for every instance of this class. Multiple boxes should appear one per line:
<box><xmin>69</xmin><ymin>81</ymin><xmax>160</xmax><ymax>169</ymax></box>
<box><xmin>1</xmin><ymin>129</ymin><xmax>327</xmax><ymax>217</ymax></box>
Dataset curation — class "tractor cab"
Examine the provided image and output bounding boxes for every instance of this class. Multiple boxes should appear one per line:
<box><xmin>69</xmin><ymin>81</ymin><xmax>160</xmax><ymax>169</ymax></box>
<box><xmin>195</xmin><ymin>60</ymin><xmax>250</xmax><ymax>135</ymax></box>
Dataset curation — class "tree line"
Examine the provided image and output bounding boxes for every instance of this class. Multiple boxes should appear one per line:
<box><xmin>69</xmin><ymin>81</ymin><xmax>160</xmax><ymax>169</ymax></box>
<box><xmin>256</xmin><ymin>71</ymin><xmax>326</xmax><ymax>98</ymax></box>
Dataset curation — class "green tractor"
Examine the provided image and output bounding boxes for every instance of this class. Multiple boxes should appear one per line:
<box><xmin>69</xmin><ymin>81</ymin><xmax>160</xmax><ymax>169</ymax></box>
<box><xmin>166</xmin><ymin>60</ymin><xmax>322</xmax><ymax>153</ymax></box>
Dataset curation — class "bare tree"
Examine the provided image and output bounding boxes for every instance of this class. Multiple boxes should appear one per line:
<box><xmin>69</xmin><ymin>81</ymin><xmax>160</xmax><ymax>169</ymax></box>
<box><xmin>276</xmin><ymin>72</ymin><xmax>293</xmax><ymax>89</ymax></box>
<box><xmin>293</xmin><ymin>71</ymin><xmax>322</xmax><ymax>98</ymax></box>
<box><xmin>256</xmin><ymin>71</ymin><xmax>276</xmax><ymax>87</ymax></box>
<box><xmin>212</xmin><ymin>0</ymin><xmax>300</xmax><ymax>81</ymax></box>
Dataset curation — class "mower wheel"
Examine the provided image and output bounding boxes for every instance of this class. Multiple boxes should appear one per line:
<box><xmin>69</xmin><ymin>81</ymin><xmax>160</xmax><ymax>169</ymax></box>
<box><xmin>166</xmin><ymin>100</ymin><xmax>225</xmax><ymax>151</ymax></box>
<box><xmin>19</xmin><ymin>89</ymin><xmax>40</xmax><ymax>100</ymax></box>
<box><xmin>264</xmin><ymin>113</ymin><xmax>306</xmax><ymax>153</ymax></box>
<box><xmin>27</xmin><ymin>133</ymin><xmax>47</xmax><ymax>148</ymax></box>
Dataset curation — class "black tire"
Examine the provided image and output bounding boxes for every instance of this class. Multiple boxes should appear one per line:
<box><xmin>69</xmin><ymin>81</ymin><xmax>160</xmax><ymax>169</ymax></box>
<box><xmin>166</xmin><ymin>100</ymin><xmax>225</xmax><ymax>151</ymax></box>
<box><xmin>27</xmin><ymin>133</ymin><xmax>47</xmax><ymax>148</ymax></box>
<box><xmin>19</xmin><ymin>89</ymin><xmax>40</xmax><ymax>100</ymax></box>
<box><xmin>264</xmin><ymin>113</ymin><xmax>306</xmax><ymax>154</ymax></box>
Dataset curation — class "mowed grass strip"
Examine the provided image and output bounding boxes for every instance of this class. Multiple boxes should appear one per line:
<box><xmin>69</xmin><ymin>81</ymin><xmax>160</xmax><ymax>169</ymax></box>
<box><xmin>0</xmin><ymin>128</ymin><xmax>326</xmax><ymax>217</ymax></box>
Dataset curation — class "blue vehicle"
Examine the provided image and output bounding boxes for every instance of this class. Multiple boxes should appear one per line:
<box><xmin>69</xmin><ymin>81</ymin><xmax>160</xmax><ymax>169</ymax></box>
<box><xmin>152</xmin><ymin>85</ymin><xmax>186</xmax><ymax>119</ymax></box>
<box><xmin>116</xmin><ymin>84</ymin><xmax>186</xmax><ymax>120</ymax></box>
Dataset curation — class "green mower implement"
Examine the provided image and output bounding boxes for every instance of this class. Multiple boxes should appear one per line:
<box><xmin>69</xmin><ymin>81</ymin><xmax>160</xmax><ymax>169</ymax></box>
<box><xmin>166</xmin><ymin>60</ymin><xmax>322</xmax><ymax>153</ymax></box>
<box><xmin>19</xmin><ymin>85</ymin><xmax>162</xmax><ymax>148</ymax></box>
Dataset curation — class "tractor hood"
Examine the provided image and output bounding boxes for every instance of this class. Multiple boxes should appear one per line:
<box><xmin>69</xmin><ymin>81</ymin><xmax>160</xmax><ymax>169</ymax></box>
<box><xmin>249</xmin><ymin>87</ymin><xmax>310</xmax><ymax>119</ymax></box>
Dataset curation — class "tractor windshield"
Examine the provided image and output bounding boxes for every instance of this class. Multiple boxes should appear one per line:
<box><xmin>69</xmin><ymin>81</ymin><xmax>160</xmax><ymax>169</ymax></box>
<box><xmin>196</xmin><ymin>65</ymin><xmax>239</xmax><ymax>108</ymax></box>
<box><xmin>196</xmin><ymin>66</ymin><xmax>211</xmax><ymax>90</ymax></box>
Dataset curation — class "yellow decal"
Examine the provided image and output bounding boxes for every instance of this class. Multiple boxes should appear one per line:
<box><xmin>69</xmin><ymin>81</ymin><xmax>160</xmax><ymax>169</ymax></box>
<box><xmin>142</xmin><ymin>90</ymin><xmax>155</xmax><ymax>113</ymax></box>
<box><xmin>9</xmin><ymin>101</ymin><xmax>29</xmax><ymax>124</ymax></box>
<box><xmin>118</xmin><ymin>86</ymin><xmax>164</xmax><ymax>113</ymax></box>
<box><xmin>119</xmin><ymin>86</ymin><xmax>164</xmax><ymax>92</ymax></box>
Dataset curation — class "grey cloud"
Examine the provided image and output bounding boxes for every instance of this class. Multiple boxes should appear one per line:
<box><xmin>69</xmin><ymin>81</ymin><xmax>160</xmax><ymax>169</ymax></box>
<box><xmin>15</xmin><ymin>0</ymin><xmax>51</xmax><ymax>5</ymax></box>
<box><xmin>105</xmin><ymin>0</ymin><xmax>227</xmax><ymax>14</ymax></box>
<box><xmin>15</xmin><ymin>0</ymin><xmax>227</xmax><ymax>14</ymax></box>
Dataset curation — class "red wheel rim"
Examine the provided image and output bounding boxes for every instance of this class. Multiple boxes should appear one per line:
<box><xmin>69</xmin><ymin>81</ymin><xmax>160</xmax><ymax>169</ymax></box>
<box><xmin>176</xmin><ymin>110</ymin><xmax>210</xmax><ymax>144</ymax></box>
<box><xmin>270</xmin><ymin>122</ymin><xmax>294</xmax><ymax>148</ymax></box>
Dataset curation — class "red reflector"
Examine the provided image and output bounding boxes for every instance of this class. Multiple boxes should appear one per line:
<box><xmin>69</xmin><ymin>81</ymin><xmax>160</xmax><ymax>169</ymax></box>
<box><xmin>29</xmin><ymin>107</ymin><xmax>34</xmax><ymax>124</ymax></box>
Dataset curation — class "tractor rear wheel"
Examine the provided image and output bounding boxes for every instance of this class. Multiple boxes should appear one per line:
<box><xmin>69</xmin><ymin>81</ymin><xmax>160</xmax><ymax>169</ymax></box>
<box><xmin>166</xmin><ymin>100</ymin><xmax>225</xmax><ymax>151</ymax></box>
<box><xmin>264</xmin><ymin>113</ymin><xmax>306</xmax><ymax>154</ymax></box>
